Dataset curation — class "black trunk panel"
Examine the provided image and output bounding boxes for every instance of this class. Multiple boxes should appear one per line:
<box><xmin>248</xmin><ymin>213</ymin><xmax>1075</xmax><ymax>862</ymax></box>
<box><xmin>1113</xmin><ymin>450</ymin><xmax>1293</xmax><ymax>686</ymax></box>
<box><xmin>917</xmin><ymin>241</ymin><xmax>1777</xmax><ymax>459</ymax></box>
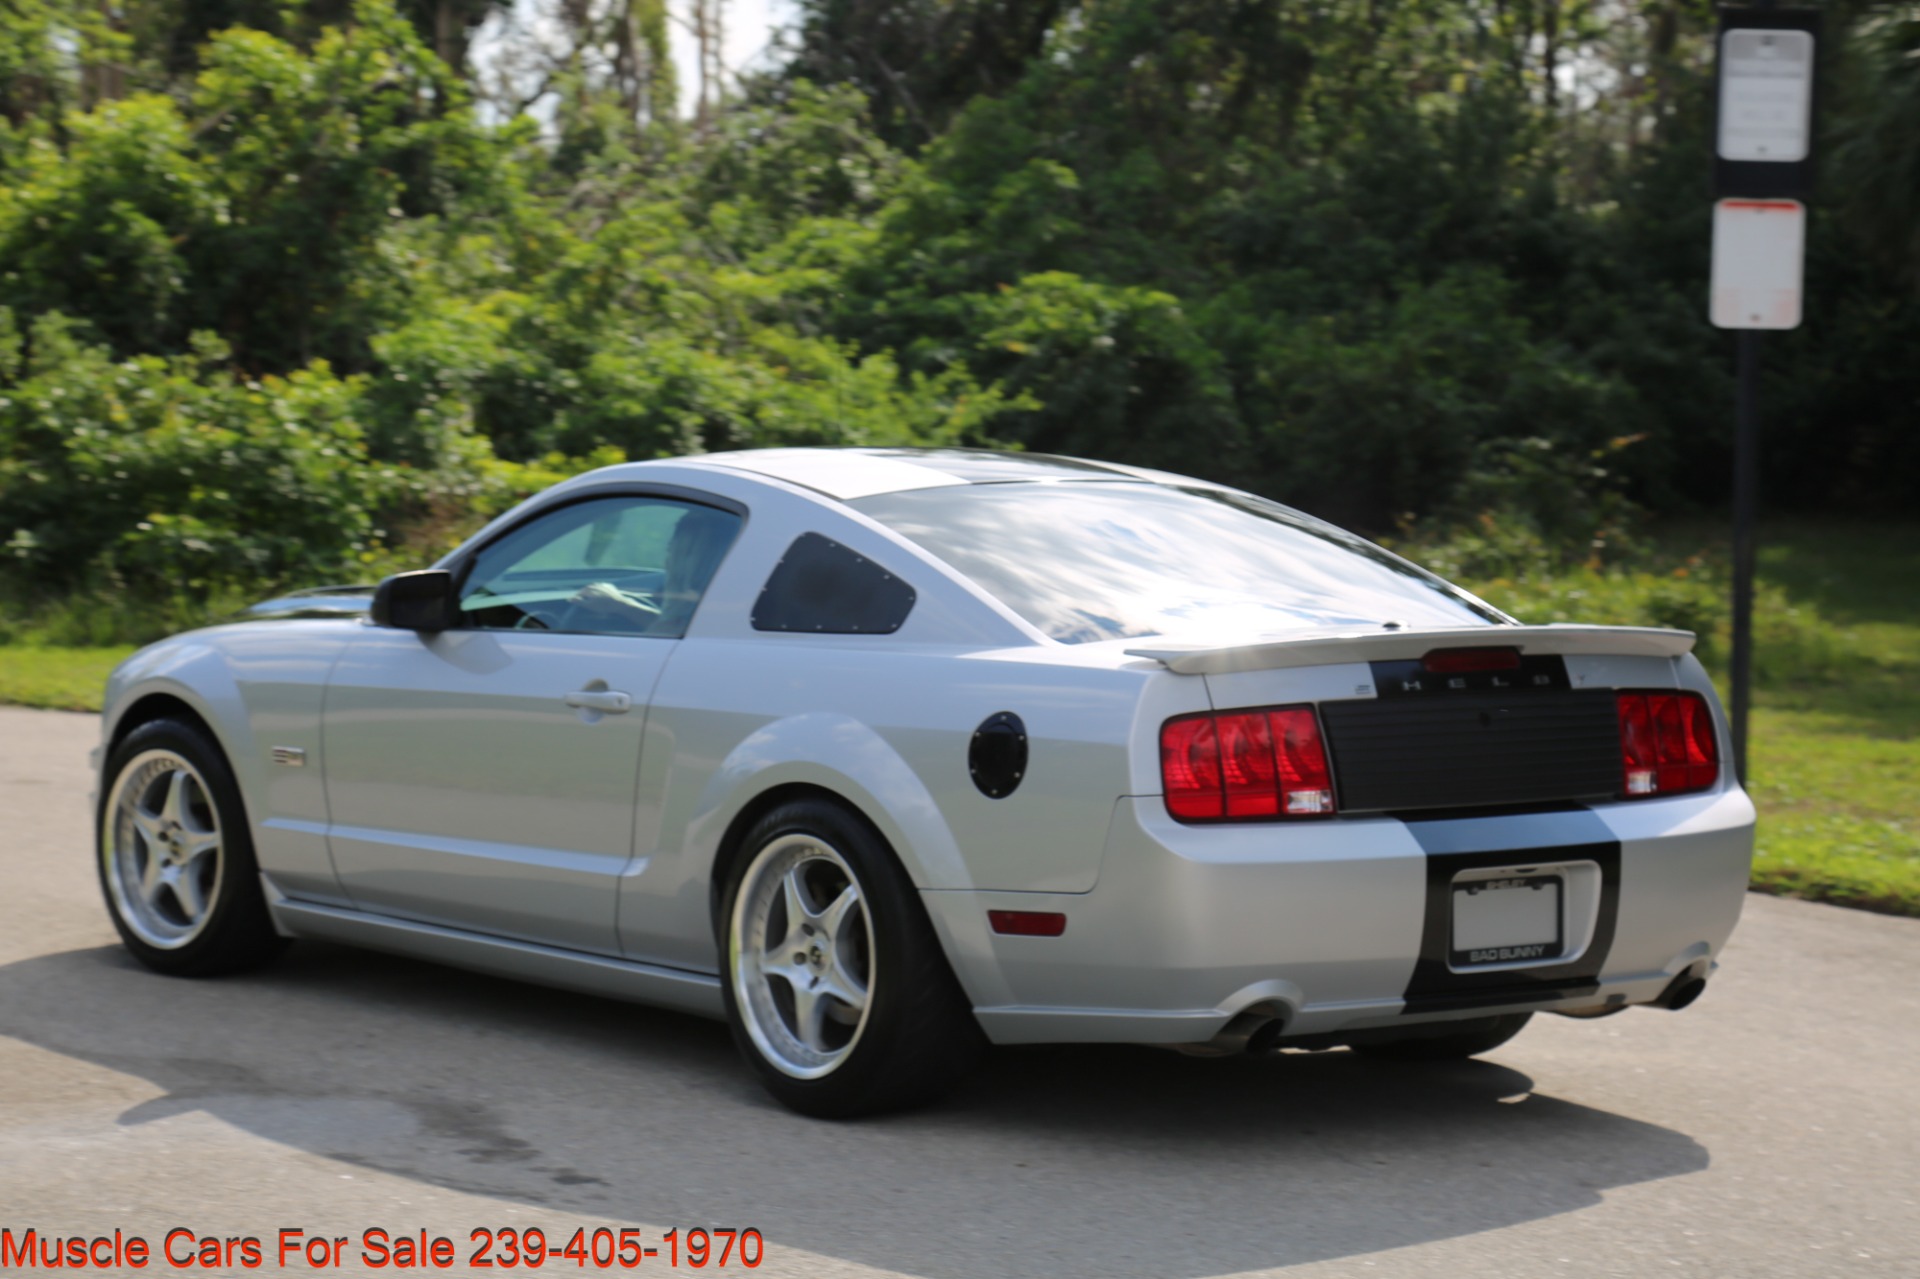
<box><xmin>1321</xmin><ymin>691</ymin><xmax>1622</xmax><ymax>812</ymax></box>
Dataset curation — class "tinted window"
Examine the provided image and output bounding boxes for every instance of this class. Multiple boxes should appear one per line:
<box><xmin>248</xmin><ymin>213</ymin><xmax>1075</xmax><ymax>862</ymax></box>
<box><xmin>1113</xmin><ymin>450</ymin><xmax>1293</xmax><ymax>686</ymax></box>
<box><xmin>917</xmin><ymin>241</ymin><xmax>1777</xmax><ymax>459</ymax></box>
<box><xmin>850</xmin><ymin>483</ymin><xmax>1504</xmax><ymax>644</ymax></box>
<box><xmin>460</xmin><ymin>496</ymin><xmax>741</xmax><ymax>637</ymax></box>
<box><xmin>752</xmin><ymin>533</ymin><xmax>917</xmax><ymax>634</ymax></box>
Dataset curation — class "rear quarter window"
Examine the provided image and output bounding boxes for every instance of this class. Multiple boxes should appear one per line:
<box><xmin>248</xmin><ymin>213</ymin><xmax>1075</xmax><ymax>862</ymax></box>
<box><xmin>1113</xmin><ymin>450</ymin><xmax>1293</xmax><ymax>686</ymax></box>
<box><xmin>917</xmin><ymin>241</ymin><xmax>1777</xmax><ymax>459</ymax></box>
<box><xmin>751</xmin><ymin>533</ymin><xmax>918</xmax><ymax>635</ymax></box>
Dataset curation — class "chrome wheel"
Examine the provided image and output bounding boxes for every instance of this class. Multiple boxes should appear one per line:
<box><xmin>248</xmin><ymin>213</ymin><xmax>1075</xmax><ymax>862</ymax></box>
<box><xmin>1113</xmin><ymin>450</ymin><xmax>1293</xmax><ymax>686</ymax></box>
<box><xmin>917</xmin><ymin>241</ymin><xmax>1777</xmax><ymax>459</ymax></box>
<box><xmin>102</xmin><ymin>749</ymin><xmax>225</xmax><ymax>949</ymax></box>
<box><xmin>729</xmin><ymin>833</ymin><xmax>875</xmax><ymax>1080</ymax></box>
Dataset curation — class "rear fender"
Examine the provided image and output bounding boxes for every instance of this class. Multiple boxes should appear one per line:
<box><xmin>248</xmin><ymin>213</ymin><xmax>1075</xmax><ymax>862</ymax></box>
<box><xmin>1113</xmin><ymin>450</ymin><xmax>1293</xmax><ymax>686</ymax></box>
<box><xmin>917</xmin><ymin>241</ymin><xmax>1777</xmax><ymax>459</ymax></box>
<box><xmin>686</xmin><ymin>711</ymin><xmax>970</xmax><ymax>892</ymax></box>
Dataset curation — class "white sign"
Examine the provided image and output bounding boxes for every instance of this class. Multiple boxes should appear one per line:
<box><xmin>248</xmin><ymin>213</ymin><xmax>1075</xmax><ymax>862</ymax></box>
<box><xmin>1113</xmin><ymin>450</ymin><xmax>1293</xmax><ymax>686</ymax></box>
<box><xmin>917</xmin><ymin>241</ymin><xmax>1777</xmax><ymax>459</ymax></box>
<box><xmin>1718</xmin><ymin>29</ymin><xmax>1814</xmax><ymax>162</ymax></box>
<box><xmin>1710</xmin><ymin>199</ymin><xmax>1805</xmax><ymax>330</ymax></box>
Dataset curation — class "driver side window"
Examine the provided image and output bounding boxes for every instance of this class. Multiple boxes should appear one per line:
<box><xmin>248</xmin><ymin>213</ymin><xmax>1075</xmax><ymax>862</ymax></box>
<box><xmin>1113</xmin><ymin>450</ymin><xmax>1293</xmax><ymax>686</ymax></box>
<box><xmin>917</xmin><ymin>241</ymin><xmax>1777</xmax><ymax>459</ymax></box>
<box><xmin>458</xmin><ymin>496</ymin><xmax>742</xmax><ymax>638</ymax></box>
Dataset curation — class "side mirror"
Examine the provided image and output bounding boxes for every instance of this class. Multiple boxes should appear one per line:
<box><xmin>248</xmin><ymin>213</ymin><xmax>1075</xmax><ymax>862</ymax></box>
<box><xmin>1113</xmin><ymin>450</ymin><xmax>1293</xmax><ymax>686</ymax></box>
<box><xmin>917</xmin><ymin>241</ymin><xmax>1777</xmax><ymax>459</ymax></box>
<box><xmin>370</xmin><ymin>570</ymin><xmax>459</xmax><ymax>632</ymax></box>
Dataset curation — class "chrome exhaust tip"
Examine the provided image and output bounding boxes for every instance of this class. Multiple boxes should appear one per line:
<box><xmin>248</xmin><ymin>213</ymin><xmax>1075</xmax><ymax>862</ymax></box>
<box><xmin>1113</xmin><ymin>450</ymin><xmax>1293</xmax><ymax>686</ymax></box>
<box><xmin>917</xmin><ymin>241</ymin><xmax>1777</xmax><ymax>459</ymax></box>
<box><xmin>1171</xmin><ymin>1005</ymin><xmax>1288</xmax><ymax>1057</ymax></box>
<box><xmin>1651</xmin><ymin>965</ymin><xmax>1709</xmax><ymax>1011</ymax></box>
<box><xmin>1244</xmin><ymin>1017</ymin><xmax>1288</xmax><ymax>1057</ymax></box>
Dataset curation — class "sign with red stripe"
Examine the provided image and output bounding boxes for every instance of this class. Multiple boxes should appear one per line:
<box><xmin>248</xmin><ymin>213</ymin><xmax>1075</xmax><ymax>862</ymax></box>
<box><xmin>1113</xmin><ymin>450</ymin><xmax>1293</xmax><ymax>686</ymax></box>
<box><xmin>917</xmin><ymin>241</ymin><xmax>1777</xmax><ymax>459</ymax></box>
<box><xmin>1709</xmin><ymin>198</ymin><xmax>1804</xmax><ymax>331</ymax></box>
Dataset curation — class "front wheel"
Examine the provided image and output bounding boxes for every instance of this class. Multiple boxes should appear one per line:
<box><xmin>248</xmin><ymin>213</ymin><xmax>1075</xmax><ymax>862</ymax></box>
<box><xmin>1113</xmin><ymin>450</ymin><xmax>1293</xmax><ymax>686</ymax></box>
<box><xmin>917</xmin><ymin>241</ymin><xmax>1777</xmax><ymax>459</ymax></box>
<box><xmin>97</xmin><ymin>717</ymin><xmax>286</xmax><ymax>976</ymax></box>
<box><xmin>719</xmin><ymin>799</ymin><xmax>984</xmax><ymax>1117</ymax></box>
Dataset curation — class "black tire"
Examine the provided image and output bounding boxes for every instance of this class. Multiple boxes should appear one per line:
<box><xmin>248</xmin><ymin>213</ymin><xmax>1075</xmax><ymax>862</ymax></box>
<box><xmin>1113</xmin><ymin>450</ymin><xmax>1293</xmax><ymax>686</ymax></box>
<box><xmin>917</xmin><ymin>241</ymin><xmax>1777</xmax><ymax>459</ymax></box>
<box><xmin>717</xmin><ymin>798</ymin><xmax>985</xmax><ymax>1118</ymax></box>
<box><xmin>1350</xmin><ymin>1012</ymin><xmax>1533</xmax><ymax>1062</ymax></box>
<box><xmin>96</xmin><ymin>717</ymin><xmax>287</xmax><ymax>977</ymax></box>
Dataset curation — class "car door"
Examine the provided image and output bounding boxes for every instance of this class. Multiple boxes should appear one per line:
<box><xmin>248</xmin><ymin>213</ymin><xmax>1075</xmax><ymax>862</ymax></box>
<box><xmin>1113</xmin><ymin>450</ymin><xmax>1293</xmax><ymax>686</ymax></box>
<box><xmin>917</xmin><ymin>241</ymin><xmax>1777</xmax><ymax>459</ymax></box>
<box><xmin>321</xmin><ymin>492</ymin><xmax>743</xmax><ymax>954</ymax></box>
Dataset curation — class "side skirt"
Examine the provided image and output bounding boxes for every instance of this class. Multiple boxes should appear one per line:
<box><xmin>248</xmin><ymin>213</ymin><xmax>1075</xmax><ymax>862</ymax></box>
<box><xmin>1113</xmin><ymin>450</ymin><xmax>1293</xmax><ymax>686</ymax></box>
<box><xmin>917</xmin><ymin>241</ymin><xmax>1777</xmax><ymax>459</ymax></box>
<box><xmin>264</xmin><ymin>883</ymin><xmax>726</xmax><ymax>1021</ymax></box>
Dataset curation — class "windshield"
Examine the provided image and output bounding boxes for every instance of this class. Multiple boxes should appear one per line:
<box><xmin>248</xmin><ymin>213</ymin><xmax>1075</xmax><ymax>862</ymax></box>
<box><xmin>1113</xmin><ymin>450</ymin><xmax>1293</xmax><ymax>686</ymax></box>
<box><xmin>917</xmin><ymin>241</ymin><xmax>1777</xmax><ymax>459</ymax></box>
<box><xmin>850</xmin><ymin>482</ymin><xmax>1506</xmax><ymax>645</ymax></box>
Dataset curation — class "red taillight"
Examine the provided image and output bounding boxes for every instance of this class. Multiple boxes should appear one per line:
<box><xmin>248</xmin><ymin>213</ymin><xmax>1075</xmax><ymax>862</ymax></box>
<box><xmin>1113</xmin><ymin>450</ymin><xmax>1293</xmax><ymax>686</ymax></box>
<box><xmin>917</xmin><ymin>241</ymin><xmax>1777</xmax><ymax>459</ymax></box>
<box><xmin>1271</xmin><ymin>708</ymin><xmax>1336</xmax><ymax>814</ymax></box>
<box><xmin>1160</xmin><ymin>705</ymin><xmax>1335</xmax><ymax>822</ymax></box>
<box><xmin>1218</xmin><ymin>710</ymin><xmax>1278</xmax><ymax>817</ymax></box>
<box><xmin>1161</xmin><ymin>715</ymin><xmax>1224</xmax><ymax>820</ymax></box>
<box><xmin>1615</xmin><ymin>691</ymin><xmax>1719</xmax><ymax>798</ymax></box>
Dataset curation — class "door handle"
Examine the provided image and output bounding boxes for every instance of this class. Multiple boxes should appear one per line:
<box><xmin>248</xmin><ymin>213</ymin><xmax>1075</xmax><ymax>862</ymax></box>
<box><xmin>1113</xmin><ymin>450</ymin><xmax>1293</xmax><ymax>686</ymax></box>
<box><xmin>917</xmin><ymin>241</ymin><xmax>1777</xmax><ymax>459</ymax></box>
<box><xmin>564</xmin><ymin>689</ymin><xmax>632</xmax><ymax>714</ymax></box>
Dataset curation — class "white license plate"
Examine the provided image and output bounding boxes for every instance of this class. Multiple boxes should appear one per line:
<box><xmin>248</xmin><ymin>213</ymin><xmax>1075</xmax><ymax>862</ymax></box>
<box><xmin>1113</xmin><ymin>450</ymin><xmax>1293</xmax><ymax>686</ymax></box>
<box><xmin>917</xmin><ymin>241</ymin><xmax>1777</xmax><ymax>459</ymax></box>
<box><xmin>1451</xmin><ymin>875</ymin><xmax>1563</xmax><ymax>966</ymax></box>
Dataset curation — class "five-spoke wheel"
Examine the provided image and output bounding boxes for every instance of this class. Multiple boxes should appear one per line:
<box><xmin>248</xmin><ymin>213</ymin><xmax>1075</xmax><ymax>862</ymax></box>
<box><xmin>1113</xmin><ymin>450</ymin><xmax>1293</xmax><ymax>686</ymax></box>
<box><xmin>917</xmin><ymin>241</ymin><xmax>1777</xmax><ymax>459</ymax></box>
<box><xmin>97</xmin><ymin>717</ymin><xmax>284</xmax><ymax>976</ymax></box>
<box><xmin>718</xmin><ymin>799</ymin><xmax>985</xmax><ymax>1117</ymax></box>
<box><xmin>729</xmin><ymin>834</ymin><xmax>875</xmax><ymax>1078</ymax></box>
<box><xmin>103</xmin><ymin>750</ymin><xmax>226</xmax><ymax>948</ymax></box>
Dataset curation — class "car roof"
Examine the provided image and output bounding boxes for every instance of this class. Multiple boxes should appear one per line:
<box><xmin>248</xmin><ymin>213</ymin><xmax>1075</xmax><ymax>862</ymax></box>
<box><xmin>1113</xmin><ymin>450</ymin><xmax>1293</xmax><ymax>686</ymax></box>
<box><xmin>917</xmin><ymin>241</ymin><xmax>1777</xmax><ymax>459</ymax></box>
<box><xmin>683</xmin><ymin>447</ymin><xmax>1160</xmax><ymax>501</ymax></box>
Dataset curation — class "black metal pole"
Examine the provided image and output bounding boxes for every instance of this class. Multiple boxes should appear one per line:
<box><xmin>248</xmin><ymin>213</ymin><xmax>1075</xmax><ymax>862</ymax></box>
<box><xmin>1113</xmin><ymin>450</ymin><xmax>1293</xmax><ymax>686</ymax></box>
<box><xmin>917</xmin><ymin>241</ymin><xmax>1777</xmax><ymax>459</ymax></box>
<box><xmin>1730</xmin><ymin>330</ymin><xmax>1761</xmax><ymax>784</ymax></box>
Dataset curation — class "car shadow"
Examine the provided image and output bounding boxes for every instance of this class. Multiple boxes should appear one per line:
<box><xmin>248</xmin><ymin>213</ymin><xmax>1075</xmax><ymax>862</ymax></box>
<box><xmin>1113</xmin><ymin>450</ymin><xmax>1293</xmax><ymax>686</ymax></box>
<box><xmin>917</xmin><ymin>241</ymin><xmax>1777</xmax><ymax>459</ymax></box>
<box><xmin>0</xmin><ymin>942</ymin><xmax>1708</xmax><ymax>1278</ymax></box>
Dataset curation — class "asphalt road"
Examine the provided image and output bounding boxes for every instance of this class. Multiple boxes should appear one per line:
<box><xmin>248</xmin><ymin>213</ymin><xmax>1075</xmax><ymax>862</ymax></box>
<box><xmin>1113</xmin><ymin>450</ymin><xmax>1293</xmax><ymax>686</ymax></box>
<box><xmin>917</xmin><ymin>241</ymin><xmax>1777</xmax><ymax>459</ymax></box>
<box><xmin>2</xmin><ymin>703</ymin><xmax>1916</xmax><ymax>1278</ymax></box>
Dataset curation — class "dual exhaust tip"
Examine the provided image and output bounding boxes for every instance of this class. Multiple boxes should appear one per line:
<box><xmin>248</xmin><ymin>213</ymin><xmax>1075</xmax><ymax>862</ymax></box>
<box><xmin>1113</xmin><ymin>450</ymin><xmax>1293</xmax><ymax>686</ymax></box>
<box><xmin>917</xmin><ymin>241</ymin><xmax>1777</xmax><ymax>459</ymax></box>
<box><xmin>1558</xmin><ymin>966</ymin><xmax>1710</xmax><ymax>1018</ymax></box>
<box><xmin>1177</xmin><ymin>1007</ymin><xmax>1290</xmax><ymax>1058</ymax></box>
<box><xmin>1245</xmin><ymin>1017</ymin><xmax>1288</xmax><ymax>1056</ymax></box>
<box><xmin>1197</xmin><ymin>968</ymin><xmax>1710</xmax><ymax>1056</ymax></box>
<box><xmin>1652</xmin><ymin>967</ymin><xmax>1709</xmax><ymax>1011</ymax></box>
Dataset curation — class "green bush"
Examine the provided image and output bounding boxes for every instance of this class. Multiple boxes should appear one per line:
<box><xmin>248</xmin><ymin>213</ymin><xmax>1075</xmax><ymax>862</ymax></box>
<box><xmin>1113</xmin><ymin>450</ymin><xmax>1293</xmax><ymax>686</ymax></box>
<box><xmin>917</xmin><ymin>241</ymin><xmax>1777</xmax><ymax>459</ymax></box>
<box><xmin>0</xmin><ymin>310</ymin><xmax>406</xmax><ymax>604</ymax></box>
<box><xmin>963</xmin><ymin>270</ymin><xmax>1241</xmax><ymax>473</ymax></box>
<box><xmin>5</xmin><ymin>0</ymin><xmax>1918</xmax><ymax>654</ymax></box>
<box><xmin>1423</xmin><ymin>537</ymin><xmax>1853</xmax><ymax>688</ymax></box>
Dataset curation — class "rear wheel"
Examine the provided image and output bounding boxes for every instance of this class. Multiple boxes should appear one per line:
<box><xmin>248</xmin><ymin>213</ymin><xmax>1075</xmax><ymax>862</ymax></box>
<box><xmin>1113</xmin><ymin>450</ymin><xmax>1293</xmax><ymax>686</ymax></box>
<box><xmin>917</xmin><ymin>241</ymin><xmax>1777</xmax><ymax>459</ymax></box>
<box><xmin>1350</xmin><ymin>1012</ymin><xmax>1533</xmax><ymax>1062</ymax></box>
<box><xmin>719</xmin><ymin>799</ymin><xmax>984</xmax><ymax>1117</ymax></box>
<box><xmin>97</xmin><ymin>718</ymin><xmax>286</xmax><ymax>976</ymax></box>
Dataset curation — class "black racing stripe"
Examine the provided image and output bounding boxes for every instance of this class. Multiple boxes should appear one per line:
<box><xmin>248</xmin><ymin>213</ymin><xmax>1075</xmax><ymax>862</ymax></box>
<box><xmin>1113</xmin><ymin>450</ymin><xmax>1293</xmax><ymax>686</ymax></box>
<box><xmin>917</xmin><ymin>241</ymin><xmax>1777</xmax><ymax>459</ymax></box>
<box><xmin>1399</xmin><ymin>810</ymin><xmax>1621</xmax><ymax>1016</ymax></box>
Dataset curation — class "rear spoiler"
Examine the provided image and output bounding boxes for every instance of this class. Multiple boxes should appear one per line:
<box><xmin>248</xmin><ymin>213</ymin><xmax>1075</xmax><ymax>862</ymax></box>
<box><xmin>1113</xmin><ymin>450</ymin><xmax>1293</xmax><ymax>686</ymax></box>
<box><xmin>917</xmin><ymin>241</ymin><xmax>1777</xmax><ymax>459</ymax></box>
<box><xmin>1125</xmin><ymin>624</ymin><xmax>1696</xmax><ymax>676</ymax></box>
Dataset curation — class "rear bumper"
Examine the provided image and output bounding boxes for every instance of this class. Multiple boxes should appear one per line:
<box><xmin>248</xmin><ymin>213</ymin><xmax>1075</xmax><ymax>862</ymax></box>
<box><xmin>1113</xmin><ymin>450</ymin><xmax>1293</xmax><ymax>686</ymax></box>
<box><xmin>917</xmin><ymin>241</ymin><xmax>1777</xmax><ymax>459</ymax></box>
<box><xmin>923</xmin><ymin>787</ymin><xmax>1756</xmax><ymax>1046</ymax></box>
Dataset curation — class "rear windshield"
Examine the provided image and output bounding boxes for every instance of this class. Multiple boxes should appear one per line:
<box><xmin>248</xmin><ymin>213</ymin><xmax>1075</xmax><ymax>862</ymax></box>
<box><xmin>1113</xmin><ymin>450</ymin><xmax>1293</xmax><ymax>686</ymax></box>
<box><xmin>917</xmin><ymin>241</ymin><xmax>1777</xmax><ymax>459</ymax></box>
<box><xmin>850</xmin><ymin>482</ymin><xmax>1505</xmax><ymax>644</ymax></box>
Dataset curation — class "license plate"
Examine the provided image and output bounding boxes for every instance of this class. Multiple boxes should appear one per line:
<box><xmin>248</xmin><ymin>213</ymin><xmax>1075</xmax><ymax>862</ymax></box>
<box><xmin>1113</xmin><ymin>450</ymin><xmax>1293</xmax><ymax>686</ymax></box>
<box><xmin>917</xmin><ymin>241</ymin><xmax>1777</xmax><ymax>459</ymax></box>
<box><xmin>1450</xmin><ymin>875</ymin><xmax>1564</xmax><ymax>967</ymax></box>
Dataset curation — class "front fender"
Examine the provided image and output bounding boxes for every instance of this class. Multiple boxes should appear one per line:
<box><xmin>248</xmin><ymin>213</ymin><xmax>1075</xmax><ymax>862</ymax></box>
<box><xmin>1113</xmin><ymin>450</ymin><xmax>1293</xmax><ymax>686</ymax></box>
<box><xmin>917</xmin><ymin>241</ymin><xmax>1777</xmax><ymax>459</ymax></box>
<box><xmin>98</xmin><ymin>621</ymin><xmax>358</xmax><ymax>905</ymax></box>
<box><xmin>100</xmin><ymin>639</ymin><xmax>261</xmax><ymax>800</ymax></box>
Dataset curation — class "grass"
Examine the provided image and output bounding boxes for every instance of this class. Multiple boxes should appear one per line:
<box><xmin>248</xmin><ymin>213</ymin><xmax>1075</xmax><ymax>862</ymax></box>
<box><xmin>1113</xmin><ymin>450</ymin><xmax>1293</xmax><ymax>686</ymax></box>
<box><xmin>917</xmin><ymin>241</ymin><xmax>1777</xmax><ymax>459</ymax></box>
<box><xmin>1748</xmin><ymin>719</ymin><xmax>1918</xmax><ymax>913</ymax></box>
<box><xmin>1</xmin><ymin>520</ymin><xmax>1915</xmax><ymax>916</ymax></box>
<box><xmin>0</xmin><ymin>645</ymin><xmax>138</xmax><ymax>712</ymax></box>
<box><xmin>1739</xmin><ymin>523</ymin><xmax>1920</xmax><ymax>915</ymax></box>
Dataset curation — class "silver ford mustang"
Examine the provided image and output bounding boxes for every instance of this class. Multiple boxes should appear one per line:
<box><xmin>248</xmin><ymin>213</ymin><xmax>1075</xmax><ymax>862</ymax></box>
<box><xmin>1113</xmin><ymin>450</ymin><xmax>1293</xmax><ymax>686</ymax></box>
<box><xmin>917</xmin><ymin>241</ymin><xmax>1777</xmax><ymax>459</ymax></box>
<box><xmin>93</xmin><ymin>448</ymin><xmax>1755</xmax><ymax>1116</ymax></box>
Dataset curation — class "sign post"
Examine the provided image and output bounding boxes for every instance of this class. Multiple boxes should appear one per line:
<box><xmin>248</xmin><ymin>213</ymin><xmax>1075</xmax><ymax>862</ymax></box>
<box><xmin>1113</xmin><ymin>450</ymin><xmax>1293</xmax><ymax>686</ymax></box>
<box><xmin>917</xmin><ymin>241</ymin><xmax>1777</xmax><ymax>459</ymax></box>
<box><xmin>1710</xmin><ymin>5</ymin><xmax>1819</xmax><ymax>786</ymax></box>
